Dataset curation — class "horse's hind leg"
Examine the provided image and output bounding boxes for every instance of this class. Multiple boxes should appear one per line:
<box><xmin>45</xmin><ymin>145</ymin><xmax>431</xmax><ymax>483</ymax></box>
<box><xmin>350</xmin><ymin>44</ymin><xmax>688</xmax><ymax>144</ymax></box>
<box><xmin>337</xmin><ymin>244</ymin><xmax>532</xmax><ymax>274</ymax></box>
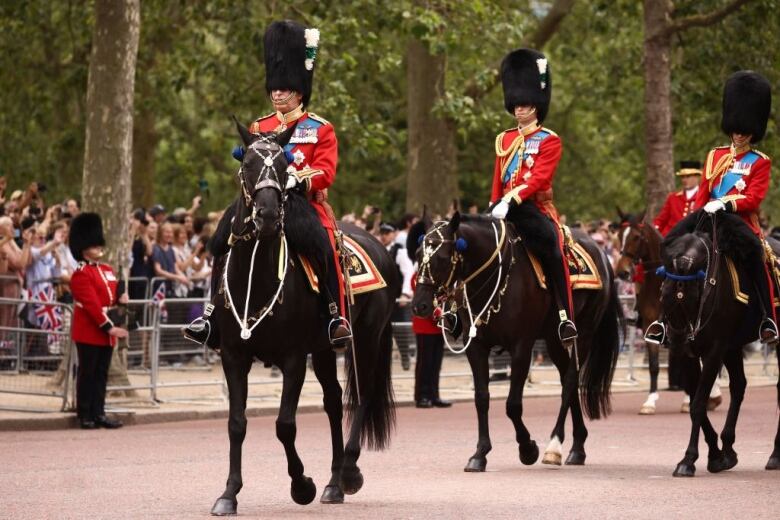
<box><xmin>506</xmin><ymin>340</ymin><xmax>538</xmax><ymax>466</ymax></box>
<box><xmin>465</xmin><ymin>345</ymin><xmax>492</xmax><ymax>472</ymax></box>
<box><xmin>710</xmin><ymin>348</ymin><xmax>746</xmax><ymax>473</ymax></box>
<box><xmin>543</xmin><ymin>336</ymin><xmax>575</xmax><ymax>466</ymax></box>
<box><xmin>341</xmin><ymin>402</ymin><xmax>366</xmax><ymax>494</ymax></box>
<box><xmin>277</xmin><ymin>356</ymin><xmax>317</xmax><ymax>505</ymax></box>
<box><xmin>211</xmin><ymin>350</ymin><xmax>252</xmax><ymax>516</ymax></box>
<box><xmin>565</xmin><ymin>337</ymin><xmax>591</xmax><ymax>466</ymax></box>
<box><xmin>311</xmin><ymin>350</ymin><xmax>345</xmax><ymax>504</ymax></box>
<box><xmin>766</xmin><ymin>346</ymin><xmax>780</xmax><ymax>470</ymax></box>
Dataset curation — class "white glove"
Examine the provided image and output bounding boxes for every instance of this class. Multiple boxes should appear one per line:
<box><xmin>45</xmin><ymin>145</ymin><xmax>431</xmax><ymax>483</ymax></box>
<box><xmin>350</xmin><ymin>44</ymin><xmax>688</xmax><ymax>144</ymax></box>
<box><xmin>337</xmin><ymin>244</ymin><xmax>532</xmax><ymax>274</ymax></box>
<box><xmin>491</xmin><ymin>200</ymin><xmax>510</xmax><ymax>219</ymax></box>
<box><xmin>703</xmin><ymin>200</ymin><xmax>725</xmax><ymax>214</ymax></box>
<box><xmin>285</xmin><ymin>174</ymin><xmax>299</xmax><ymax>190</ymax></box>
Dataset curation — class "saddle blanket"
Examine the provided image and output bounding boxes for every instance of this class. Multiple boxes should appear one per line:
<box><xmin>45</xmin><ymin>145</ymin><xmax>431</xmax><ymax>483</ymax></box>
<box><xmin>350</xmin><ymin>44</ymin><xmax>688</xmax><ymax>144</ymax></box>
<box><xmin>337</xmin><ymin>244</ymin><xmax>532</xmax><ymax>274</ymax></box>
<box><xmin>527</xmin><ymin>241</ymin><xmax>602</xmax><ymax>291</ymax></box>
<box><xmin>299</xmin><ymin>235</ymin><xmax>387</xmax><ymax>296</ymax></box>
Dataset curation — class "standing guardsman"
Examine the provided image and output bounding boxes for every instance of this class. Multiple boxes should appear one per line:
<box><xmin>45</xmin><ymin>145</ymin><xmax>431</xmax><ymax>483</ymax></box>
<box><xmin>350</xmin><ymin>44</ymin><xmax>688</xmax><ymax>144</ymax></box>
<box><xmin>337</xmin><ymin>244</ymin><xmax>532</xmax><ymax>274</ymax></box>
<box><xmin>653</xmin><ymin>161</ymin><xmax>702</xmax><ymax>236</ymax></box>
<box><xmin>69</xmin><ymin>213</ymin><xmax>128</xmax><ymax>429</ymax></box>
<box><xmin>646</xmin><ymin>70</ymin><xmax>777</xmax><ymax>345</ymax></box>
<box><xmin>489</xmin><ymin>48</ymin><xmax>577</xmax><ymax>347</ymax></box>
<box><xmin>184</xmin><ymin>20</ymin><xmax>351</xmax><ymax>349</ymax></box>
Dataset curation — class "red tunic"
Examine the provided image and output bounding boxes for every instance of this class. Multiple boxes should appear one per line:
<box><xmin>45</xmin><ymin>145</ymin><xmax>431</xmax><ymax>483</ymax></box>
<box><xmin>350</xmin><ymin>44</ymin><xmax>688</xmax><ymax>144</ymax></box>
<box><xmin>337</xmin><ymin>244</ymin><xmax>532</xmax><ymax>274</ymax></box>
<box><xmin>653</xmin><ymin>188</ymin><xmax>698</xmax><ymax>236</ymax></box>
<box><xmin>695</xmin><ymin>145</ymin><xmax>771</xmax><ymax>235</ymax></box>
<box><xmin>250</xmin><ymin>109</ymin><xmax>338</xmax><ymax>230</ymax></box>
<box><xmin>70</xmin><ymin>262</ymin><xmax>118</xmax><ymax>347</ymax></box>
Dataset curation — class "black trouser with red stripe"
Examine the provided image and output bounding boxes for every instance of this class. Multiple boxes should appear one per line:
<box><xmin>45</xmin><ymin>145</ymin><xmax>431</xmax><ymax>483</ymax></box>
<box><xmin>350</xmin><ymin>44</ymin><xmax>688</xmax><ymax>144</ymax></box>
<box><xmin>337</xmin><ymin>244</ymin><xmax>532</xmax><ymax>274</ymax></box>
<box><xmin>414</xmin><ymin>334</ymin><xmax>445</xmax><ymax>402</ymax></box>
<box><xmin>76</xmin><ymin>343</ymin><xmax>113</xmax><ymax>420</ymax></box>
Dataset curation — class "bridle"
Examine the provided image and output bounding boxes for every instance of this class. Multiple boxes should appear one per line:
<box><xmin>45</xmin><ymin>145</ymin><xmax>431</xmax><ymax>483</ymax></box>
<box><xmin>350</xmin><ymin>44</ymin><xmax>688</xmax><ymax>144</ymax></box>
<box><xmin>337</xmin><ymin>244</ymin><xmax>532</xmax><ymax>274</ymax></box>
<box><xmin>620</xmin><ymin>222</ymin><xmax>662</xmax><ymax>271</ymax></box>
<box><xmin>224</xmin><ymin>134</ymin><xmax>291</xmax><ymax>340</ymax></box>
<box><xmin>231</xmin><ymin>136</ymin><xmax>288</xmax><ymax>244</ymax></box>
<box><xmin>417</xmin><ymin>219</ymin><xmax>512</xmax><ymax>353</ymax></box>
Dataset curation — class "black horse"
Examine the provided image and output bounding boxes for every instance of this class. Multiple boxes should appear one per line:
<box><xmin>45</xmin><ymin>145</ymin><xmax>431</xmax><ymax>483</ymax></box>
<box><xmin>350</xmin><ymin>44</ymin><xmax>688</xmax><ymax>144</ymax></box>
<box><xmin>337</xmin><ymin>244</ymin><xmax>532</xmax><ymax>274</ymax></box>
<box><xmin>208</xmin><ymin>121</ymin><xmax>399</xmax><ymax>514</ymax></box>
<box><xmin>411</xmin><ymin>213</ymin><xmax>621</xmax><ymax>471</ymax></box>
<box><xmin>659</xmin><ymin>211</ymin><xmax>780</xmax><ymax>476</ymax></box>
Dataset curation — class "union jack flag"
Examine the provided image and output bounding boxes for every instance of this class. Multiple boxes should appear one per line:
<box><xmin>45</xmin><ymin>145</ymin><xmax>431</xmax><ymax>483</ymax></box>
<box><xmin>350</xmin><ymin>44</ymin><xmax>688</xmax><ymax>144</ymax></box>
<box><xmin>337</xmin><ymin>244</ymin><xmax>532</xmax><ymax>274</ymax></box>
<box><xmin>33</xmin><ymin>286</ymin><xmax>62</xmax><ymax>344</ymax></box>
<box><xmin>153</xmin><ymin>282</ymin><xmax>168</xmax><ymax>321</ymax></box>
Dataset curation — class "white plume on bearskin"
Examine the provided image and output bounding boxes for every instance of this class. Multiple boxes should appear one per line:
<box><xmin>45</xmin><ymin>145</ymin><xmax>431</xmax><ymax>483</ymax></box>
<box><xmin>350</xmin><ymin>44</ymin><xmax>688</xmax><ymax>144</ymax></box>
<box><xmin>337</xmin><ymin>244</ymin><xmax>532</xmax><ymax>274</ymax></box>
<box><xmin>500</xmin><ymin>48</ymin><xmax>552</xmax><ymax>122</ymax></box>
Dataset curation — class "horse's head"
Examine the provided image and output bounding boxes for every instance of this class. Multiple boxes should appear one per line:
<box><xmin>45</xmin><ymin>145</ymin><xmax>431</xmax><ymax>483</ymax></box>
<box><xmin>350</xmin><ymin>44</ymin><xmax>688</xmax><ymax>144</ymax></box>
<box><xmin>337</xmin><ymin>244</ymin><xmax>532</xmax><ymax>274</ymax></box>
<box><xmin>411</xmin><ymin>212</ymin><xmax>463</xmax><ymax>318</ymax></box>
<box><xmin>232</xmin><ymin>117</ymin><xmax>296</xmax><ymax>239</ymax></box>
<box><xmin>660</xmin><ymin>232</ymin><xmax>711</xmax><ymax>340</ymax></box>
<box><xmin>615</xmin><ymin>209</ymin><xmax>653</xmax><ymax>281</ymax></box>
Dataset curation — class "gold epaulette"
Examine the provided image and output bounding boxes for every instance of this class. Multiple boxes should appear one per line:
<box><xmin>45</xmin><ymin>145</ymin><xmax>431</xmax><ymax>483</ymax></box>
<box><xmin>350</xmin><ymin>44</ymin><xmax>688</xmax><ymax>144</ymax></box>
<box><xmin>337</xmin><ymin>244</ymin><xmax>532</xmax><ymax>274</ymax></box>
<box><xmin>704</xmin><ymin>148</ymin><xmax>723</xmax><ymax>181</ymax></box>
<box><xmin>307</xmin><ymin>112</ymin><xmax>331</xmax><ymax>125</ymax></box>
<box><xmin>541</xmin><ymin>127</ymin><xmax>558</xmax><ymax>137</ymax></box>
<box><xmin>254</xmin><ymin>111</ymin><xmax>275</xmax><ymax>122</ymax></box>
<box><xmin>495</xmin><ymin>129</ymin><xmax>522</xmax><ymax>158</ymax></box>
<box><xmin>754</xmin><ymin>148</ymin><xmax>770</xmax><ymax>160</ymax></box>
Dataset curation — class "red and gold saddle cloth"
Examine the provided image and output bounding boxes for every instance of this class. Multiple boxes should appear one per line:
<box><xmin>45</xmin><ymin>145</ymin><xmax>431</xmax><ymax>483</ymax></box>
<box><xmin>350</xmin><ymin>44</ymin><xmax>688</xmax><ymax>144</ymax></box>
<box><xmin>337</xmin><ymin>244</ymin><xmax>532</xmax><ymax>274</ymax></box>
<box><xmin>299</xmin><ymin>235</ymin><xmax>387</xmax><ymax>296</ymax></box>
<box><xmin>527</xmin><ymin>234</ymin><xmax>603</xmax><ymax>291</ymax></box>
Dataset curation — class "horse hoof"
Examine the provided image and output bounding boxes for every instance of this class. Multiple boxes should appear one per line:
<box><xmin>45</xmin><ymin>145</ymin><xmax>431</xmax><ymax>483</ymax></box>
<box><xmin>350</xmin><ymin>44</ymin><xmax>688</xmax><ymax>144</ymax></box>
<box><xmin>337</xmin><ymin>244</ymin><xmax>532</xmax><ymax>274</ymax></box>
<box><xmin>722</xmin><ymin>450</ymin><xmax>738</xmax><ymax>471</ymax></box>
<box><xmin>464</xmin><ymin>456</ymin><xmax>487</xmax><ymax>472</ymax></box>
<box><xmin>707</xmin><ymin>452</ymin><xmax>726</xmax><ymax>474</ymax></box>
<box><xmin>340</xmin><ymin>469</ymin><xmax>364</xmax><ymax>495</ymax></box>
<box><xmin>565</xmin><ymin>450</ymin><xmax>586</xmax><ymax>466</ymax></box>
<box><xmin>320</xmin><ymin>484</ymin><xmax>344</xmax><ymax>504</ymax></box>
<box><xmin>673</xmin><ymin>462</ymin><xmax>696</xmax><ymax>477</ymax></box>
<box><xmin>519</xmin><ymin>441</ymin><xmax>539</xmax><ymax>465</ymax></box>
<box><xmin>638</xmin><ymin>405</ymin><xmax>656</xmax><ymax>415</ymax></box>
<box><xmin>680</xmin><ymin>403</ymin><xmax>690</xmax><ymax>414</ymax></box>
<box><xmin>291</xmin><ymin>476</ymin><xmax>317</xmax><ymax>505</ymax></box>
<box><xmin>766</xmin><ymin>455</ymin><xmax>780</xmax><ymax>470</ymax></box>
<box><xmin>542</xmin><ymin>451</ymin><xmax>562</xmax><ymax>466</ymax></box>
<box><xmin>210</xmin><ymin>497</ymin><xmax>237</xmax><ymax>516</ymax></box>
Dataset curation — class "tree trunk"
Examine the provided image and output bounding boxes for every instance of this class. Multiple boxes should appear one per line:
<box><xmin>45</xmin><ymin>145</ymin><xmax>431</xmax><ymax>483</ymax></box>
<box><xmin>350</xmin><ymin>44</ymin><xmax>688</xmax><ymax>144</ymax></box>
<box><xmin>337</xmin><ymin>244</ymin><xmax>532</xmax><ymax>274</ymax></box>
<box><xmin>82</xmin><ymin>0</ymin><xmax>140</xmax><ymax>389</ymax></box>
<box><xmin>643</xmin><ymin>0</ymin><xmax>675</xmax><ymax>219</ymax></box>
<box><xmin>405</xmin><ymin>39</ymin><xmax>458</xmax><ymax>216</ymax></box>
<box><xmin>132</xmin><ymin>96</ymin><xmax>157</xmax><ymax>209</ymax></box>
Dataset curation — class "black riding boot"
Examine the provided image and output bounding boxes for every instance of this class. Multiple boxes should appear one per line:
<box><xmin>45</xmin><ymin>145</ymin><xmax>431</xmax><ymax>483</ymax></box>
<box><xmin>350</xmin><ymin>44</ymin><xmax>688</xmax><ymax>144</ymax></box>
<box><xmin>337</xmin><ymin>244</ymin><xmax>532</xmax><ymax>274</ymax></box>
<box><xmin>182</xmin><ymin>256</ymin><xmax>224</xmax><ymax>348</ymax></box>
<box><xmin>749</xmin><ymin>257</ymin><xmax>779</xmax><ymax>345</ymax></box>
<box><xmin>542</xmin><ymin>252</ymin><xmax>578</xmax><ymax>348</ymax></box>
<box><xmin>319</xmin><ymin>249</ymin><xmax>352</xmax><ymax>352</ymax></box>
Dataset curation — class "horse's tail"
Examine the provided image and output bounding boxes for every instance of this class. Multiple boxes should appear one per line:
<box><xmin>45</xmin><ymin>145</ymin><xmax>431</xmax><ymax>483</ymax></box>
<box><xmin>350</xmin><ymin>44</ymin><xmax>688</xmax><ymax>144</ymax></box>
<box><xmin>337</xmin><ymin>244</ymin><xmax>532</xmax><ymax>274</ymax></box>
<box><xmin>580</xmin><ymin>264</ymin><xmax>624</xmax><ymax>419</ymax></box>
<box><xmin>344</xmin><ymin>316</ymin><xmax>396</xmax><ymax>450</ymax></box>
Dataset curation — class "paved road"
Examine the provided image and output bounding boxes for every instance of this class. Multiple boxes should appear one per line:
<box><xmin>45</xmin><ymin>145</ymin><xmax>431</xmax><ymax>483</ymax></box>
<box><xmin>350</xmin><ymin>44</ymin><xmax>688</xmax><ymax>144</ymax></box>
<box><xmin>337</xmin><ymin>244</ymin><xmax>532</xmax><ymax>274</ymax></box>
<box><xmin>2</xmin><ymin>387</ymin><xmax>778</xmax><ymax>519</ymax></box>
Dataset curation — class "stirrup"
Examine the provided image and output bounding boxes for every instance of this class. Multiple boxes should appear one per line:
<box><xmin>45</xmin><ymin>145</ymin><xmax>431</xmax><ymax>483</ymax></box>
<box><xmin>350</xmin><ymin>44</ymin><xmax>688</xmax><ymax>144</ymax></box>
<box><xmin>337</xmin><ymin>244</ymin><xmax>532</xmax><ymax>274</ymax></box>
<box><xmin>558</xmin><ymin>319</ymin><xmax>578</xmax><ymax>347</ymax></box>
<box><xmin>182</xmin><ymin>317</ymin><xmax>211</xmax><ymax>345</ymax></box>
<box><xmin>438</xmin><ymin>311</ymin><xmax>460</xmax><ymax>335</ymax></box>
<box><xmin>644</xmin><ymin>320</ymin><xmax>666</xmax><ymax>345</ymax></box>
<box><xmin>759</xmin><ymin>318</ymin><xmax>779</xmax><ymax>345</ymax></box>
<box><xmin>328</xmin><ymin>317</ymin><xmax>353</xmax><ymax>347</ymax></box>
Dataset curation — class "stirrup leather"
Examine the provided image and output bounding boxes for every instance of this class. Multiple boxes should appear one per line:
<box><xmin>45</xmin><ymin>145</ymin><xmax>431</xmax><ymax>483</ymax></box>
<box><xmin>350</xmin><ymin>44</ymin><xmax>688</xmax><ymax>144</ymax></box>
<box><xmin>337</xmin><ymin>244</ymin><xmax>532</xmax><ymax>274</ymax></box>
<box><xmin>644</xmin><ymin>320</ymin><xmax>666</xmax><ymax>345</ymax></box>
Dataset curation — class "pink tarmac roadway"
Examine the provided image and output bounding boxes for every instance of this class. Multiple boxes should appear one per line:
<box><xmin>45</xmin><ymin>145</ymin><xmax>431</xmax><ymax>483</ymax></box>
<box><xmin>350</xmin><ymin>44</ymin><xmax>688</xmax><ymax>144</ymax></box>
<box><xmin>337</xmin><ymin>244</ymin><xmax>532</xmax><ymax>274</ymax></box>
<box><xmin>1</xmin><ymin>387</ymin><xmax>778</xmax><ymax>519</ymax></box>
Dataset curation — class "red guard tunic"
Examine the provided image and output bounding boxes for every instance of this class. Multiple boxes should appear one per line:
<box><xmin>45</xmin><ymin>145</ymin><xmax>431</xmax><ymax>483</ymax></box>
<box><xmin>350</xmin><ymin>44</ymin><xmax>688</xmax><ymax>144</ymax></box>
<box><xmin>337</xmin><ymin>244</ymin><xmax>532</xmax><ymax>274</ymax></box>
<box><xmin>250</xmin><ymin>107</ymin><xmax>344</xmax><ymax>308</ymax></box>
<box><xmin>70</xmin><ymin>262</ymin><xmax>119</xmax><ymax>348</ymax></box>
<box><xmin>654</xmin><ymin>188</ymin><xmax>698</xmax><ymax>236</ymax></box>
<box><xmin>489</xmin><ymin>123</ymin><xmax>573</xmax><ymax>312</ymax></box>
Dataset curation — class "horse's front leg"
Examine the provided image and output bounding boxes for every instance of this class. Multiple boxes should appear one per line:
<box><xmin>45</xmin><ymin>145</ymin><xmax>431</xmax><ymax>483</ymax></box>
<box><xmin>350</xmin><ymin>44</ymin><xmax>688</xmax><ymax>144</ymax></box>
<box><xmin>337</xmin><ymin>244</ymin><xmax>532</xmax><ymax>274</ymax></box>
<box><xmin>311</xmin><ymin>350</ymin><xmax>345</xmax><ymax>503</ymax></box>
<box><xmin>566</xmin><ymin>336</ymin><xmax>591</xmax><ymax>466</ymax></box>
<box><xmin>464</xmin><ymin>344</ymin><xmax>492</xmax><ymax>472</ymax></box>
<box><xmin>277</xmin><ymin>355</ymin><xmax>317</xmax><ymax>505</ymax></box>
<box><xmin>505</xmin><ymin>339</ymin><xmax>539</xmax><ymax>466</ymax></box>
<box><xmin>673</xmin><ymin>354</ymin><xmax>721</xmax><ymax>477</ymax></box>
<box><xmin>709</xmin><ymin>348</ymin><xmax>746</xmax><ymax>473</ymax></box>
<box><xmin>766</xmin><ymin>345</ymin><xmax>780</xmax><ymax>470</ymax></box>
<box><xmin>639</xmin><ymin>342</ymin><xmax>661</xmax><ymax>414</ymax></box>
<box><xmin>543</xmin><ymin>335</ymin><xmax>576</xmax><ymax>466</ymax></box>
<box><xmin>211</xmin><ymin>348</ymin><xmax>252</xmax><ymax>516</ymax></box>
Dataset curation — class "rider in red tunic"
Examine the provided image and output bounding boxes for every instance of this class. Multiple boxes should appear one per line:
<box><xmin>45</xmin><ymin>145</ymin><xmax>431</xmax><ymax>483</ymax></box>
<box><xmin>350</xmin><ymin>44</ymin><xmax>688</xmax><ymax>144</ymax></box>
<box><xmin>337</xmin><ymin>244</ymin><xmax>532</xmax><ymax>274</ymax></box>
<box><xmin>646</xmin><ymin>71</ymin><xmax>778</xmax><ymax>345</ymax></box>
<box><xmin>184</xmin><ymin>20</ymin><xmax>351</xmax><ymax>348</ymax></box>
<box><xmin>488</xmin><ymin>48</ymin><xmax>577</xmax><ymax>347</ymax></box>
<box><xmin>653</xmin><ymin>161</ymin><xmax>702</xmax><ymax>236</ymax></box>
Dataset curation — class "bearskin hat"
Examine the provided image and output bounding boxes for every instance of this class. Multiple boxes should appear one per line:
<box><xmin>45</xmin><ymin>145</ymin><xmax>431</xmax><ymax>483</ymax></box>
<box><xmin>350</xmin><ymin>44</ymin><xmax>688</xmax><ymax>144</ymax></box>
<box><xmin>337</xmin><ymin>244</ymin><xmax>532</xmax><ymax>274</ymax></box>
<box><xmin>500</xmin><ymin>48</ymin><xmax>552</xmax><ymax>122</ymax></box>
<box><xmin>69</xmin><ymin>212</ymin><xmax>105</xmax><ymax>262</ymax></box>
<box><xmin>721</xmin><ymin>71</ymin><xmax>771</xmax><ymax>143</ymax></box>
<box><xmin>676</xmin><ymin>160</ymin><xmax>702</xmax><ymax>177</ymax></box>
<box><xmin>264</xmin><ymin>20</ymin><xmax>318</xmax><ymax>107</ymax></box>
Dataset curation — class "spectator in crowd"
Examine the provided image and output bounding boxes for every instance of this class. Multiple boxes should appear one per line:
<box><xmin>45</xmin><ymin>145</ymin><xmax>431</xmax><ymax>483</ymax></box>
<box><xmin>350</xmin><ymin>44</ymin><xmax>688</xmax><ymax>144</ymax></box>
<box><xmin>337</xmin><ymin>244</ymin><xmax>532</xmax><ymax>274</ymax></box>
<box><xmin>129</xmin><ymin>209</ymin><xmax>154</xmax><ymax>299</ymax></box>
<box><xmin>152</xmin><ymin>222</ymin><xmax>189</xmax><ymax>297</ymax></box>
<box><xmin>49</xmin><ymin>221</ymin><xmax>77</xmax><ymax>302</ymax></box>
<box><xmin>65</xmin><ymin>198</ymin><xmax>80</xmax><ymax>218</ymax></box>
<box><xmin>149</xmin><ymin>204</ymin><xmax>167</xmax><ymax>225</ymax></box>
<box><xmin>379</xmin><ymin>223</ymin><xmax>415</xmax><ymax>370</ymax></box>
<box><xmin>0</xmin><ymin>216</ymin><xmax>23</xmax><ymax>347</ymax></box>
<box><xmin>171</xmin><ymin>224</ymin><xmax>193</xmax><ymax>298</ymax></box>
<box><xmin>395</xmin><ymin>213</ymin><xmax>418</xmax><ymax>247</ymax></box>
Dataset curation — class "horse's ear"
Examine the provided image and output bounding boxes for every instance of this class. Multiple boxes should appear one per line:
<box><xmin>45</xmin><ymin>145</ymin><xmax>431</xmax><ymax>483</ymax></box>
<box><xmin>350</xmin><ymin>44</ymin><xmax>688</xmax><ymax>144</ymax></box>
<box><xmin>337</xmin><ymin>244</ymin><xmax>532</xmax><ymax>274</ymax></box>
<box><xmin>275</xmin><ymin>121</ymin><xmax>297</xmax><ymax>148</ymax></box>
<box><xmin>448</xmin><ymin>211</ymin><xmax>461</xmax><ymax>233</ymax></box>
<box><xmin>232</xmin><ymin>114</ymin><xmax>254</xmax><ymax>147</ymax></box>
<box><xmin>639</xmin><ymin>208</ymin><xmax>647</xmax><ymax>223</ymax></box>
<box><xmin>616</xmin><ymin>205</ymin><xmax>625</xmax><ymax>221</ymax></box>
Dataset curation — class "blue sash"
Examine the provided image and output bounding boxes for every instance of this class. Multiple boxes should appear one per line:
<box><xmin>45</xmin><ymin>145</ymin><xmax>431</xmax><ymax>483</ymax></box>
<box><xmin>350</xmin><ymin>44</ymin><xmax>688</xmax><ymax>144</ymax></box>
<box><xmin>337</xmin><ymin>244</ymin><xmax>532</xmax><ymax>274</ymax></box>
<box><xmin>502</xmin><ymin>130</ymin><xmax>550</xmax><ymax>186</ymax></box>
<box><xmin>711</xmin><ymin>151</ymin><xmax>759</xmax><ymax>199</ymax></box>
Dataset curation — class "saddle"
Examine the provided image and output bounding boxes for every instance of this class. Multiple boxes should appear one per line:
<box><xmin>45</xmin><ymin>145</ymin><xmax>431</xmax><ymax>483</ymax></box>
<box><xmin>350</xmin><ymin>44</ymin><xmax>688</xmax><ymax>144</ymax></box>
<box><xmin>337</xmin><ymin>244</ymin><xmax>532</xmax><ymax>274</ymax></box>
<box><xmin>525</xmin><ymin>226</ymin><xmax>602</xmax><ymax>291</ymax></box>
<box><xmin>299</xmin><ymin>235</ymin><xmax>387</xmax><ymax>296</ymax></box>
<box><xmin>726</xmin><ymin>242</ymin><xmax>780</xmax><ymax>307</ymax></box>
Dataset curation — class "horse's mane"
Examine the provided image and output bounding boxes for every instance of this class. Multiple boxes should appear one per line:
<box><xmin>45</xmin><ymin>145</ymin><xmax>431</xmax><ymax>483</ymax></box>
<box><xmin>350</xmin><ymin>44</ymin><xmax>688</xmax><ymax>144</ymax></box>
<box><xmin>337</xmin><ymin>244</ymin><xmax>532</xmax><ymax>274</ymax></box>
<box><xmin>661</xmin><ymin>232</ymin><xmax>709</xmax><ymax>271</ymax></box>
<box><xmin>663</xmin><ymin>212</ymin><xmax>756</xmax><ymax>264</ymax></box>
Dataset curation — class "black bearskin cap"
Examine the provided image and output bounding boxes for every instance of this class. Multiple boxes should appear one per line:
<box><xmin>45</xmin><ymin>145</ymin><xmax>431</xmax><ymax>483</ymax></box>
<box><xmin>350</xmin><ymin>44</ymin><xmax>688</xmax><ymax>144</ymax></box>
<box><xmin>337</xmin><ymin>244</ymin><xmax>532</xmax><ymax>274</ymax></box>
<box><xmin>69</xmin><ymin>212</ymin><xmax>105</xmax><ymax>261</ymax></box>
<box><xmin>264</xmin><ymin>20</ymin><xmax>314</xmax><ymax>106</ymax></box>
<box><xmin>721</xmin><ymin>71</ymin><xmax>771</xmax><ymax>143</ymax></box>
<box><xmin>500</xmin><ymin>48</ymin><xmax>551</xmax><ymax>122</ymax></box>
